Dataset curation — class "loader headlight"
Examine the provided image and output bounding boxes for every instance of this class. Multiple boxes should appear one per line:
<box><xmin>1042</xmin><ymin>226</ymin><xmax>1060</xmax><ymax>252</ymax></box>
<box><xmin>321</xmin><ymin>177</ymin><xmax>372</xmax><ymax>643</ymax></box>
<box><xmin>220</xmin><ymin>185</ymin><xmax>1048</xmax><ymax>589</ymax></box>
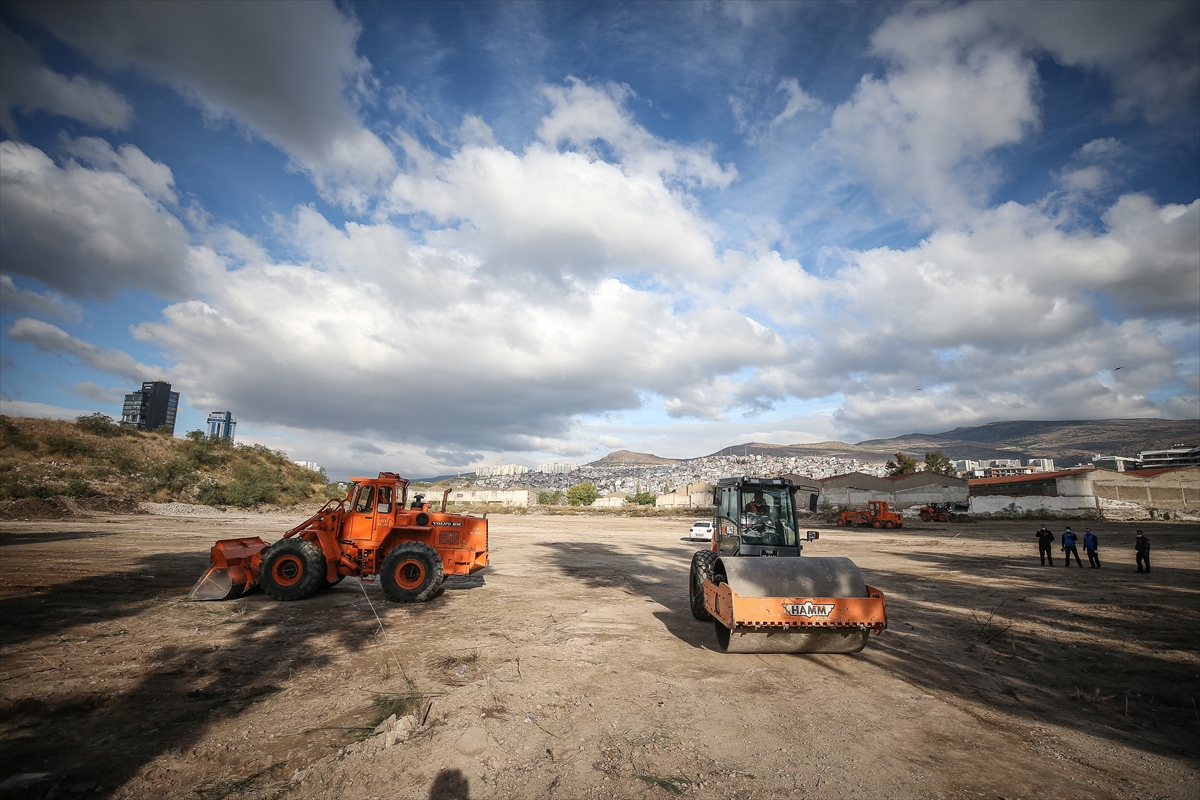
<box><xmin>416</xmin><ymin>512</ymin><xmax>430</xmax><ymax>526</ymax></box>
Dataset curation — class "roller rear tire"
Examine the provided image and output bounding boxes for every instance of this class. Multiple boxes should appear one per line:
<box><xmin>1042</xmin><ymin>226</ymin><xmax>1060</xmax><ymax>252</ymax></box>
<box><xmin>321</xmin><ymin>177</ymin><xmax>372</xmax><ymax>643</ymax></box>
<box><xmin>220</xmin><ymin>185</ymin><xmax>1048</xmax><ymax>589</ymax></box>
<box><xmin>689</xmin><ymin>550</ymin><xmax>717</xmax><ymax>621</ymax></box>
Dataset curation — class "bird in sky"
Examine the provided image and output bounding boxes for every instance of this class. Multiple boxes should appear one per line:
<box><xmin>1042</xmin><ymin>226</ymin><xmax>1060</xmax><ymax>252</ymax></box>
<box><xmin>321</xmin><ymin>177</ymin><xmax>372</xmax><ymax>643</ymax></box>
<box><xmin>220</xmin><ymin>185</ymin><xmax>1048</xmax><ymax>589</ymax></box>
<box><xmin>1114</xmin><ymin>366</ymin><xmax>1124</xmax><ymax>371</ymax></box>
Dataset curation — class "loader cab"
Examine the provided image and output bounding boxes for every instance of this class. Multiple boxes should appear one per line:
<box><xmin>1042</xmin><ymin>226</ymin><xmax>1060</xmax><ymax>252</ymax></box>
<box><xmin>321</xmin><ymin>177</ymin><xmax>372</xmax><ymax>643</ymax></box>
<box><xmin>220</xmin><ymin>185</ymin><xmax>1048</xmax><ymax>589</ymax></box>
<box><xmin>713</xmin><ymin>477</ymin><xmax>803</xmax><ymax>557</ymax></box>
<box><xmin>344</xmin><ymin>479</ymin><xmax>398</xmax><ymax>542</ymax></box>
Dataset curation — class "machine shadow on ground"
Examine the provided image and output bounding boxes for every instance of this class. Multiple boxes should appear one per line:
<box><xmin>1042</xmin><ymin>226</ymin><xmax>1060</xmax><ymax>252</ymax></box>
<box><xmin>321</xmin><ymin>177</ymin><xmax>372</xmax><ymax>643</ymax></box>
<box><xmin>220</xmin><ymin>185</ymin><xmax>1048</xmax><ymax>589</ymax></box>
<box><xmin>0</xmin><ymin>546</ymin><xmax>451</xmax><ymax>800</ymax></box>
<box><xmin>857</xmin><ymin>547</ymin><xmax>1200</xmax><ymax>763</ymax></box>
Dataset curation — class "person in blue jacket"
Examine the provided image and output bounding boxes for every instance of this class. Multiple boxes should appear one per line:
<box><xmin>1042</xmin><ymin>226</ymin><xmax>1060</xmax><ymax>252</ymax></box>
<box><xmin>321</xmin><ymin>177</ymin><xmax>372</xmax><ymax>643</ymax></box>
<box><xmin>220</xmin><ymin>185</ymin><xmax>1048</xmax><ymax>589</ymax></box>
<box><xmin>1062</xmin><ymin>527</ymin><xmax>1082</xmax><ymax>567</ymax></box>
<box><xmin>1083</xmin><ymin>528</ymin><xmax>1100</xmax><ymax>568</ymax></box>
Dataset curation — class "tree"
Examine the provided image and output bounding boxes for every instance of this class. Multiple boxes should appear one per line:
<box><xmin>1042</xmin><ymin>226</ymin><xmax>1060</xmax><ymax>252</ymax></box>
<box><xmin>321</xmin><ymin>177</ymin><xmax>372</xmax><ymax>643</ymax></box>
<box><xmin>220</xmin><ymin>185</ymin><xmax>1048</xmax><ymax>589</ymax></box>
<box><xmin>924</xmin><ymin>451</ymin><xmax>958</xmax><ymax>476</ymax></box>
<box><xmin>567</xmin><ymin>482</ymin><xmax>600</xmax><ymax>507</ymax></box>
<box><xmin>630</xmin><ymin>490</ymin><xmax>656</xmax><ymax>506</ymax></box>
<box><xmin>538</xmin><ymin>489</ymin><xmax>564</xmax><ymax>506</ymax></box>
<box><xmin>885</xmin><ymin>452</ymin><xmax>921</xmax><ymax>475</ymax></box>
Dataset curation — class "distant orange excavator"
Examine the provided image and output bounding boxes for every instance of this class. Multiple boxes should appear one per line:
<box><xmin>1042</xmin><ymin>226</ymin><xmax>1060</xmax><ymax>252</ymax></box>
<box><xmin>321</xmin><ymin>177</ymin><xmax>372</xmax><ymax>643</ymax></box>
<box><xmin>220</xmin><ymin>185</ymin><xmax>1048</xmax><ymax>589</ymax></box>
<box><xmin>188</xmin><ymin>473</ymin><xmax>488</xmax><ymax>603</ymax></box>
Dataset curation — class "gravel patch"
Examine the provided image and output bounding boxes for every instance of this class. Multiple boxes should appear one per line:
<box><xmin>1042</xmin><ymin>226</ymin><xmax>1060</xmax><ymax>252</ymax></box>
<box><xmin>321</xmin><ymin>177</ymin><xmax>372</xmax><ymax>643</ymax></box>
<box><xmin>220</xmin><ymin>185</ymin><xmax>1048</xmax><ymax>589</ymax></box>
<box><xmin>138</xmin><ymin>501</ymin><xmax>224</xmax><ymax>517</ymax></box>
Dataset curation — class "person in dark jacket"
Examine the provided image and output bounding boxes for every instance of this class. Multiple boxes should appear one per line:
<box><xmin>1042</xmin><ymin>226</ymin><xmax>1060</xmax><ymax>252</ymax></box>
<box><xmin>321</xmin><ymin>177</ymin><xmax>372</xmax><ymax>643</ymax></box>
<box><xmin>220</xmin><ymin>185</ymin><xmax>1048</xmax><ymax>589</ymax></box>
<box><xmin>1083</xmin><ymin>528</ymin><xmax>1100</xmax><ymax>568</ymax></box>
<box><xmin>1035</xmin><ymin>525</ymin><xmax>1055</xmax><ymax>566</ymax></box>
<box><xmin>1135</xmin><ymin>531</ymin><xmax>1151</xmax><ymax>573</ymax></box>
<box><xmin>1062</xmin><ymin>527</ymin><xmax>1082</xmax><ymax>567</ymax></box>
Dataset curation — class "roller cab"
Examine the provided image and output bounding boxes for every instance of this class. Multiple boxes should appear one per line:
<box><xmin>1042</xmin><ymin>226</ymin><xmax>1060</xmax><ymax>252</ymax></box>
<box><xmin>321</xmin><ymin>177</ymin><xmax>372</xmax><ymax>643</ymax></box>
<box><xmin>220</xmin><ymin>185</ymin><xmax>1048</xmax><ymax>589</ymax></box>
<box><xmin>690</xmin><ymin>477</ymin><xmax>887</xmax><ymax>654</ymax></box>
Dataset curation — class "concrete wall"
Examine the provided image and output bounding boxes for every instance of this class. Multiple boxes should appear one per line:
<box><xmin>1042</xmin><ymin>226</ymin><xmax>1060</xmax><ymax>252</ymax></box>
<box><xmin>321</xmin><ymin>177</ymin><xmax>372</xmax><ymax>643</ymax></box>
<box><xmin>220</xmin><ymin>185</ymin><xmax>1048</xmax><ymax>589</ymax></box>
<box><xmin>970</xmin><ymin>495</ymin><xmax>1099</xmax><ymax>517</ymax></box>
<box><xmin>655</xmin><ymin>481</ymin><xmax>714</xmax><ymax>509</ymax></box>
<box><xmin>822</xmin><ymin>484</ymin><xmax>969</xmax><ymax>509</ymax></box>
<box><xmin>968</xmin><ymin>467</ymin><xmax>1200</xmax><ymax>519</ymax></box>
<box><xmin>592</xmin><ymin>495</ymin><xmax>627</xmax><ymax>508</ymax></box>
<box><xmin>1088</xmin><ymin>467</ymin><xmax>1199</xmax><ymax>513</ymax></box>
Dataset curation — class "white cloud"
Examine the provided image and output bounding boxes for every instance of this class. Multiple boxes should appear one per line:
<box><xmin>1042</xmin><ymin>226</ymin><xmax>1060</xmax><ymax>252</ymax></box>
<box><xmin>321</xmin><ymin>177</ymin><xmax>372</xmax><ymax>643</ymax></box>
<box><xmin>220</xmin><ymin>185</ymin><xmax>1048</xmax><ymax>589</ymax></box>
<box><xmin>387</xmin><ymin>81</ymin><xmax>734</xmax><ymax>283</ymax></box>
<box><xmin>827</xmin><ymin>41</ymin><xmax>1040</xmax><ymax>217</ymax></box>
<box><xmin>62</xmin><ymin>136</ymin><xmax>177</xmax><ymax>203</ymax></box>
<box><xmin>0</xmin><ymin>23</ymin><xmax>132</xmax><ymax>135</ymax></box>
<box><xmin>0</xmin><ymin>275</ymin><xmax>82</xmax><ymax>322</ymax></box>
<box><xmin>7</xmin><ymin>317</ymin><xmax>161</xmax><ymax>382</ymax></box>
<box><xmin>0</xmin><ymin>140</ymin><xmax>191</xmax><ymax>298</ymax></box>
<box><xmin>74</xmin><ymin>381</ymin><xmax>125</xmax><ymax>403</ymax></box>
<box><xmin>12</xmin><ymin>0</ymin><xmax>395</xmax><ymax>195</ymax></box>
<box><xmin>772</xmin><ymin>77</ymin><xmax>820</xmax><ymax>128</ymax></box>
<box><xmin>537</xmin><ymin>78</ymin><xmax>736</xmax><ymax>190</ymax></box>
<box><xmin>0</xmin><ymin>398</ymin><xmax>99</xmax><ymax>421</ymax></box>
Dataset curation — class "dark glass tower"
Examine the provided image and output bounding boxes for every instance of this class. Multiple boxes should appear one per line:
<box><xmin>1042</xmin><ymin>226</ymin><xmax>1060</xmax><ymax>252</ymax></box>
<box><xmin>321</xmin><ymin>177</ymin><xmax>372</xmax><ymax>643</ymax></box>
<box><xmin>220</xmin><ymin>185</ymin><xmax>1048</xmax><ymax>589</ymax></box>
<box><xmin>121</xmin><ymin>381</ymin><xmax>180</xmax><ymax>433</ymax></box>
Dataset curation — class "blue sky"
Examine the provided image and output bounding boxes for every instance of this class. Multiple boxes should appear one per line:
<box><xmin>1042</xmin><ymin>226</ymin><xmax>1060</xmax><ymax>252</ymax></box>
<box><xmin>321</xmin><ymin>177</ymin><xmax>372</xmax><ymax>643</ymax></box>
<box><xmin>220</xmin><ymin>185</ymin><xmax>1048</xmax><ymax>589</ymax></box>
<box><xmin>1</xmin><ymin>1</ymin><xmax>1197</xmax><ymax>479</ymax></box>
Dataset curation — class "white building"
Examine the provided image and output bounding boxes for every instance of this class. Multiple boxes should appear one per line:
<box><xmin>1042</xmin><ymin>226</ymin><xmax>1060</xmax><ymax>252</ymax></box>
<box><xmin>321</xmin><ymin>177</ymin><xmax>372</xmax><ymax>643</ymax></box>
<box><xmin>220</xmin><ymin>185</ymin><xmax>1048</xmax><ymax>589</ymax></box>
<box><xmin>476</xmin><ymin>464</ymin><xmax>529</xmax><ymax>477</ymax></box>
<box><xmin>536</xmin><ymin>462</ymin><xmax>579</xmax><ymax>474</ymax></box>
<box><xmin>294</xmin><ymin>460</ymin><xmax>322</xmax><ymax>473</ymax></box>
<box><xmin>1026</xmin><ymin>458</ymin><xmax>1054</xmax><ymax>472</ymax></box>
<box><xmin>447</xmin><ymin>487</ymin><xmax>537</xmax><ymax>507</ymax></box>
<box><xmin>592</xmin><ymin>493</ymin><xmax>628</xmax><ymax>508</ymax></box>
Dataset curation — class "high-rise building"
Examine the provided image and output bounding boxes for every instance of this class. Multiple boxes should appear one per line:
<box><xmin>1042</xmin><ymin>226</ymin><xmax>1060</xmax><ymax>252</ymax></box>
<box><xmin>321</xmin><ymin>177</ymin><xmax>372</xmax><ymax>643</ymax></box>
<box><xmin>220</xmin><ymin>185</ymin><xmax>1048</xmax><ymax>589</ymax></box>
<box><xmin>121</xmin><ymin>381</ymin><xmax>179</xmax><ymax>433</ymax></box>
<box><xmin>207</xmin><ymin>411</ymin><xmax>237</xmax><ymax>442</ymax></box>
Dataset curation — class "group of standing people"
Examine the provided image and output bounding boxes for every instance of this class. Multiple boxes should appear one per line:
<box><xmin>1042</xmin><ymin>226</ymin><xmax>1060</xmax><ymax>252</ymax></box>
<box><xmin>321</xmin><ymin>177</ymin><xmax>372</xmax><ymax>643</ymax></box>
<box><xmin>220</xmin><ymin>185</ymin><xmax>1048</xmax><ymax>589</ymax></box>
<box><xmin>1034</xmin><ymin>525</ymin><xmax>1151</xmax><ymax>571</ymax></box>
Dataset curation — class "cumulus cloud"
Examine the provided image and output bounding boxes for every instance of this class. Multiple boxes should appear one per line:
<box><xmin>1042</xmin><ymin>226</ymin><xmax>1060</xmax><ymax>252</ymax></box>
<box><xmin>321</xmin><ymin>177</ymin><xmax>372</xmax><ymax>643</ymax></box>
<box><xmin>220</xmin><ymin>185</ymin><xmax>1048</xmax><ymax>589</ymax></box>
<box><xmin>387</xmin><ymin>79</ymin><xmax>733</xmax><ymax>283</ymax></box>
<box><xmin>7</xmin><ymin>317</ymin><xmax>161</xmax><ymax>381</ymax></box>
<box><xmin>11</xmin><ymin>0</ymin><xmax>395</xmax><ymax>197</ymax></box>
<box><xmin>0</xmin><ymin>23</ymin><xmax>132</xmax><ymax>135</ymax></box>
<box><xmin>0</xmin><ymin>275</ymin><xmax>82</xmax><ymax>322</ymax></box>
<box><xmin>0</xmin><ymin>140</ymin><xmax>191</xmax><ymax>298</ymax></box>
<box><xmin>827</xmin><ymin>1</ymin><xmax>1198</xmax><ymax>218</ymax></box>
<box><xmin>74</xmin><ymin>381</ymin><xmax>125</xmax><ymax>403</ymax></box>
<box><xmin>827</xmin><ymin>39</ymin><xmax>1040</xmax><ymax>216</ymax></box>
<box><xmin>537</xmin><ymin>78</ymin><xmax>737</xmax><ymax>190</ymax></box>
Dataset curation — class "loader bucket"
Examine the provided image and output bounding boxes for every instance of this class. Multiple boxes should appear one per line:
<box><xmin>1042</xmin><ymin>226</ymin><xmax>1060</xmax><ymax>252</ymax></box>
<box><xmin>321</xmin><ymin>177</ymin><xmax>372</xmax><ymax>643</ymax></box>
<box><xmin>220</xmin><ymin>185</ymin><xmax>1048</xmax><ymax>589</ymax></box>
<box><xmin>187</xmin><ymin>537</ymin><xmax>268</xmax><ymax>601</ymax></box>
<box><xmin>703</xmin><ymin>556</ymin><xmax>886</xmax><ymax>654</ymax></box>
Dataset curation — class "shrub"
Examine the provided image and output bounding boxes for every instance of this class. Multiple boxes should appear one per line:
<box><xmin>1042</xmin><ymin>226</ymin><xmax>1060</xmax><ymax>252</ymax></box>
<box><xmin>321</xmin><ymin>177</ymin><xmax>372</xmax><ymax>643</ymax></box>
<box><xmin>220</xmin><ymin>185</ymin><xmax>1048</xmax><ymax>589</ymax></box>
<box><xmin>75</xmin><ymin>413</ymin><xmax>124</xmax><ymax>438</ymax></box>
<box><xmin>43</xmin><ymin>434</ymin><xmax>93</xmax><ymax>458</ymax></box>
<box><xmin>65</xmin><ymin>478</ymin><xmax>96</xmax><ymax>497</ymax></box>
<box><xmin>0</xmin><ymin>418</ymin><xmax>38</xmax><ymax>452</ymax></box>
<box><xmin>538</xmin><ymin>490</ymin><xmax>564</xmax><ymax>506</ymax></box>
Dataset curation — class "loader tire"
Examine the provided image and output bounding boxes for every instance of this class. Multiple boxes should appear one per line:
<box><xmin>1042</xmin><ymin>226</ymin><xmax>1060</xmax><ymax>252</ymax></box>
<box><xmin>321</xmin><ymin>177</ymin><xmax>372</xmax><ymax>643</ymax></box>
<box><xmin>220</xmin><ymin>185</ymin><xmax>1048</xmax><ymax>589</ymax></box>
<box><xmin>873</xmin><ymin>520</ymin><xmax>882</xmax><ymax>529</ymax></box>
<box><xmin>919</xmin><ymin>511</ymin><xmax>931</xmax><ymax>522</ymax></box>
<box><xmin>689</xmin><ymin>550</ymin><xmax>718</xmax><ymax>621</ymax></box>
<box><xmin>835</xmin><ymin>518</ymin><xmax>846</xmax><ymax>527</ymax></box>
<box><xmin>381</xmin><ymin>542</ymin><xmax>444</xmax><ymax>603</ymax></box>
<box><xmin>260</xmin><ymin>538</ymin><xmax>325</xmax><ymax>601</ymax></box>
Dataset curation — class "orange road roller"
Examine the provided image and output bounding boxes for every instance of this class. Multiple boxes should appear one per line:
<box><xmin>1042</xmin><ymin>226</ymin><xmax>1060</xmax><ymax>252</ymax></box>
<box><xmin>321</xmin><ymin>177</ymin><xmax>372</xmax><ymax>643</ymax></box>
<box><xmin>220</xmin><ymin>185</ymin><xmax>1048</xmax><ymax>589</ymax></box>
<box><xmin>689</xmin><ymin>477</ymin><xmax>886</xmax><ymax>654</ymax></box>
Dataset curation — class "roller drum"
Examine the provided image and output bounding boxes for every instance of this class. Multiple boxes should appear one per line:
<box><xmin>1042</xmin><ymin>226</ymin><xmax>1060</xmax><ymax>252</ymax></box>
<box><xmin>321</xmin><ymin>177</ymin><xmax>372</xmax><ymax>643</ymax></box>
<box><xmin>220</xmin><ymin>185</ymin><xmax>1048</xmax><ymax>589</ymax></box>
<box><xmin>715</xmin><ymin>623</ymin><xmax>869</xmax><ymax>653</ymax></box>
<box><xmin>715</xmin><ymin>556</ymin><xmax>868</xmax><ymax>599</ymax></box>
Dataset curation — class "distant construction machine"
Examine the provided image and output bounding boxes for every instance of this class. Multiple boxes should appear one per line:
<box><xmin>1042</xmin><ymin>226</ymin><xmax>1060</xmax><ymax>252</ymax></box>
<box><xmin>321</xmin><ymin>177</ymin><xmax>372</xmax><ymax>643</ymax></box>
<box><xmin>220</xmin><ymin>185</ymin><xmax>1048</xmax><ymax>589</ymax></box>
<box><xmin>689</xmin><ymin>477</ymin><xmax>887</xmax><ymax>654</ymax></box>
<box><xmin>189</xmin><ymin>473</ymin><xmax>488</xmax><ymax>603</ymax></box>
<box><xmin>835</xmin><ymin>500</ymin><xmax>903</xmax><ymax>529</ymax></box>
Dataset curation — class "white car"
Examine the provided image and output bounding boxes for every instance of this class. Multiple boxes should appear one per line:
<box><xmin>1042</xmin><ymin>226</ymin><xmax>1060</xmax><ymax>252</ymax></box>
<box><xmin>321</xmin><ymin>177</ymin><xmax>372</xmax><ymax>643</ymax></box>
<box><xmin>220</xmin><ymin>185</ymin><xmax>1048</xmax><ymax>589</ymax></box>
<box><xmin>688</xmin><ymin>520</ymin><xmax>714</xmax><ymax>541</ymax></box>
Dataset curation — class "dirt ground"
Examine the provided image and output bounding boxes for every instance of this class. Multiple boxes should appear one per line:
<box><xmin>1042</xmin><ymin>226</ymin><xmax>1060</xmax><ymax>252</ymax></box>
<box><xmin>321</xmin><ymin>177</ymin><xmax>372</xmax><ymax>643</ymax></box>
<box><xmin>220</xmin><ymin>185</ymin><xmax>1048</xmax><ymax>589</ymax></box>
<box><xmin>1</xmin><ymin>512</ymin><xmax>1198</xmax><ymax>800</ymax></box>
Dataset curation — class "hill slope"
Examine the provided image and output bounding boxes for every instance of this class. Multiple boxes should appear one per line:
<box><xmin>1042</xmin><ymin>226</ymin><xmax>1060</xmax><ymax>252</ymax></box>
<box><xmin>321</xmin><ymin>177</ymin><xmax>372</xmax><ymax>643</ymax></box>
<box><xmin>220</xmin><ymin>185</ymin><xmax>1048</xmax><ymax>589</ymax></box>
<box><xmin>854</xmin><ymin>418</ymin><xmax>1198</xmax><ymax>464</ymax></box>
<box><xmin>587</xmin><ymin>449</ymin><xmax>683</xmax><ymax>466</ymax></box>
<box><xmin>0</xmin><ymin>414</ymin><xmax>336</xmax><ymax>517</ymax></box>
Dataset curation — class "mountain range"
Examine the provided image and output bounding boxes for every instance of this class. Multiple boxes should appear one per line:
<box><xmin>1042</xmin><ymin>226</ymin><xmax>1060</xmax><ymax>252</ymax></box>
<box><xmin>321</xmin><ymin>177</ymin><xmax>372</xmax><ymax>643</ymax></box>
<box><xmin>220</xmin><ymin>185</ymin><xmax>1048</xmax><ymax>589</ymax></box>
<box><xmin>589</xmin><ymin>418</ymin><xmax>1198</xmax><ymax>467</ymax></box>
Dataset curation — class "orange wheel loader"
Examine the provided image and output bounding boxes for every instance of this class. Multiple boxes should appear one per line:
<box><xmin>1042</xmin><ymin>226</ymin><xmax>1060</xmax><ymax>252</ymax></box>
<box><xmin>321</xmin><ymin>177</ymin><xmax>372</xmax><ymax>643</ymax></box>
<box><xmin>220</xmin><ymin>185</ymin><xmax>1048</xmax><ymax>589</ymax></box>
<box><xmin>188</xmin><ymin>473</ymin><xmax>487</xmax><ymax>603</ymax></box>
<box><xmin>834</xmin><ymin>499</ymin><xmax>903</xmax><ymax>529</ymax></box>
<box><xmin>689</xmin><ymin>477</ymin><xmax>887</xmax><ymax>654</ymax></box>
